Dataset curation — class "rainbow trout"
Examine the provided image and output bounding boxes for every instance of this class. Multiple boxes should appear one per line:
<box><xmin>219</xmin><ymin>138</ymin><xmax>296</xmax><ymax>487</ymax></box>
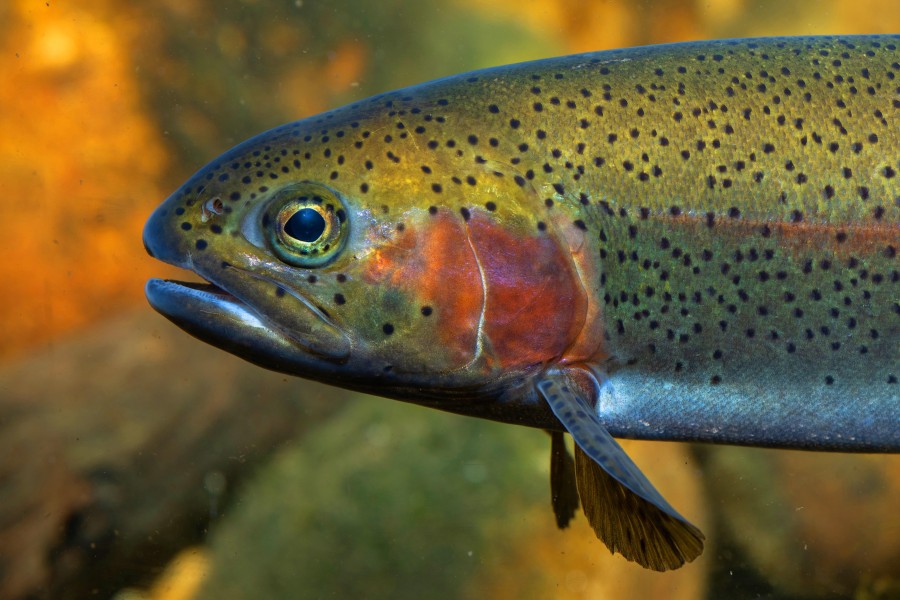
<box><xmin>144</xmin><ymin>36</ymin><xmax>899</xmax><ymax>570</ymax></box>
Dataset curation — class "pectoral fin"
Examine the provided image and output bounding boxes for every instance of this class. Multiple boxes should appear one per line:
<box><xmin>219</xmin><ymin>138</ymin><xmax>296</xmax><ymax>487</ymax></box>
<box><xmin>537</xmin><ymin>370</ymin><xmax>704</xmax><ymax>571</ymax></box>
<box><xmin>547</xmin><ymin>429</ymin><xmax>579</xmax><ymax>528</ymax></box>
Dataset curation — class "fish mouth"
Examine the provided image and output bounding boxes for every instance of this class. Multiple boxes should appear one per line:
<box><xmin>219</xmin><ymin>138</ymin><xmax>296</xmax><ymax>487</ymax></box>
<box><xmin>145</xmin><ymin>278</ymin><xmax>268</xmax><ymax>333</ymax></box>
<box><xmin>145</xmin><ymin>272</ymin><xmax>352</xmax><ymax>369</ymax></box>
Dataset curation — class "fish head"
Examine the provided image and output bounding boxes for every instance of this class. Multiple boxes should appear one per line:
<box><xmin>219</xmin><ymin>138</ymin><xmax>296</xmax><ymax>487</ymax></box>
<box><xmin>144</xmin><ymin>87</ymin><xmax>594</xmax><ymax>404</ymax></box>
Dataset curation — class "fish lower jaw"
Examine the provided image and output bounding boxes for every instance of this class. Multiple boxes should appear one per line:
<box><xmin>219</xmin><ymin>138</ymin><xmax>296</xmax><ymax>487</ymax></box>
<box><xmin>146</xmin><ymin>278</ymin><xmax>272</xmax><ymax>332</ymax></box>
<box><xmin>144</xmin><ymin>277</ymin><xmax>351</xmax><ymax>363</ymax></box>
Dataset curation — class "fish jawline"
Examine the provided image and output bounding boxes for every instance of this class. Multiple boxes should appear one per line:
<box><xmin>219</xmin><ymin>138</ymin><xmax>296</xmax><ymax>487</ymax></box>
<box><xmin>147</xmin><ymin>278</ymin><xmax>269</xmax><ymax>329</ymax></box>
<box><xmin>145</xmin><ymin>278</ymin><xmax>350</xmax><ymax>366</ymax></box>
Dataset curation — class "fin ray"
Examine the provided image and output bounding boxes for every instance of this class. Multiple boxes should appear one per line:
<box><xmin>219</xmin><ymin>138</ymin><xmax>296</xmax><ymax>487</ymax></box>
<box><xmin>538</xmin><ymin>371</ymin><xmax>704</xmax><ymax>570</ymax></box>
<box><xmin>574</xmin><ymin>444</ymin><xmax>703</xmax><ymax>570</ymax></box>
<box><xmin>548</xmin><ymin>429</ymin><xmax>579</xmax><ymax>528</ymax></box>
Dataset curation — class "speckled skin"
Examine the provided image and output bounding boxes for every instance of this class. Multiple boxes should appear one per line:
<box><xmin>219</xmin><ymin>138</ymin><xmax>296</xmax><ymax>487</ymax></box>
<box><xmin>145</xmin><ymin>36</ymin><xmax>898</xmax><ymax>451</ymax></box>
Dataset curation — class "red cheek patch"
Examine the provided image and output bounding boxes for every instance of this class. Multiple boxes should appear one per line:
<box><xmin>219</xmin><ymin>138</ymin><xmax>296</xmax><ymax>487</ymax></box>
<box><xmin>466</xmin><ymin>212</ymin><xmax>587</xmax><ymax>370</ymax></box>
<box><xmin>361</xmin><ymin>210</ymin><xmax>590</xmax><ymax>372</ymax></box>
<box><xmin>362</xmin><ymin>212</ymin><xmax>483</xmax><ymax>368</ymax></box>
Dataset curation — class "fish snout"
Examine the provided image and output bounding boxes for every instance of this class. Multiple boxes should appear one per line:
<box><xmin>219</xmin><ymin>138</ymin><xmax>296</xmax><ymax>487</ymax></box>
<box><xmin>143</xmin><ymin>200</ymin><xmax>191</xmax><ymax>269</ymax></box>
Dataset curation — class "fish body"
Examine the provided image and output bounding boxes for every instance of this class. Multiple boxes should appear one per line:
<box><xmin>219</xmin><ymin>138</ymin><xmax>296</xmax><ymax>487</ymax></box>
<box><xmin>144</xmin><ymin>36</ymin><xmax>899</xmax><ymax>570</ymax></box>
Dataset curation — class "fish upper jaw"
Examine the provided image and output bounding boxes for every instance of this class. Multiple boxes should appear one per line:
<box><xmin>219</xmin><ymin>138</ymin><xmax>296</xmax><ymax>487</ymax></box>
<box><xmin>142</xmin><ymin>197</ymin><xmax>192</xmax><ymax>269</ymax></box>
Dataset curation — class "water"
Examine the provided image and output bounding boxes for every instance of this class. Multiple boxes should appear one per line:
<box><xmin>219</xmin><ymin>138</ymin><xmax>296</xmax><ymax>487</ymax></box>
<box><xmin>1</xmin><ymin>1</ymin><xmax>897</xmax><ymax>598</ymax></box>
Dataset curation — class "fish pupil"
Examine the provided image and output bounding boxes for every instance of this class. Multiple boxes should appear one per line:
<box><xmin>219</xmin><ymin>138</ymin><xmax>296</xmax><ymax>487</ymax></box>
<box><xmin>285</xmin><ymin>208</ymin><xmax>326</xmax><ymax>242</ymax></box>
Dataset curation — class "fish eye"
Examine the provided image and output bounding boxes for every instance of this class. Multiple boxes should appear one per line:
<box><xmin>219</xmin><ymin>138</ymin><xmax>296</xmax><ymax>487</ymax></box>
<box><xmin>284</xmin><ymin>207</ymin><xmax>327</xmax><ymax>243</ymax></box>
<box><xmin>266</xmin><ymin>183</ymin><xmax>348</xmax><ymax>268</ymax></box>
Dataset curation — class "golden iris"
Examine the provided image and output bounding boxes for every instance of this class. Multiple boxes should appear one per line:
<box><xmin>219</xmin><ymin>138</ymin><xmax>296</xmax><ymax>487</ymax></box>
<box><xmin>267</xmin><ymin>183</ymin><xmax>347</xmax><ymax>268</ymax></box>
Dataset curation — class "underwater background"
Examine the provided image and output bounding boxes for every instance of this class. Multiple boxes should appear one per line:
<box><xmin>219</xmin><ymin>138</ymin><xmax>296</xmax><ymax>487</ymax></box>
<box><xmin>1</xmin><ymin>0</ymin><xmax>898</xmax><ymax>598</ymax></box>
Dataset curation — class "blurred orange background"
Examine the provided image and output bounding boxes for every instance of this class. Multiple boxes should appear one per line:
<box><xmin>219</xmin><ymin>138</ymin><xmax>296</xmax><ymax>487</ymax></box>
<box><xmin>2</xmin><ymin>0</ymin><xmax>898</xmax><ymax>360</ymax></box>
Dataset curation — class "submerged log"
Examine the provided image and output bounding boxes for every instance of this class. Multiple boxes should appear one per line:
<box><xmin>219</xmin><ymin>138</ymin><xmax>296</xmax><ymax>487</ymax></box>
<box><xmin>0</xmin><ymin>310</ymin><xmax>351</xmax><ymax>600</ymax></box>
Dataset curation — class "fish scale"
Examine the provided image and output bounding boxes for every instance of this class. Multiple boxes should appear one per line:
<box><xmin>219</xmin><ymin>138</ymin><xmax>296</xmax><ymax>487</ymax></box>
<box><xmin>144</xmin><ymin>35</ymin><xmax>899</xmax><ymax>570</ymax></box>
